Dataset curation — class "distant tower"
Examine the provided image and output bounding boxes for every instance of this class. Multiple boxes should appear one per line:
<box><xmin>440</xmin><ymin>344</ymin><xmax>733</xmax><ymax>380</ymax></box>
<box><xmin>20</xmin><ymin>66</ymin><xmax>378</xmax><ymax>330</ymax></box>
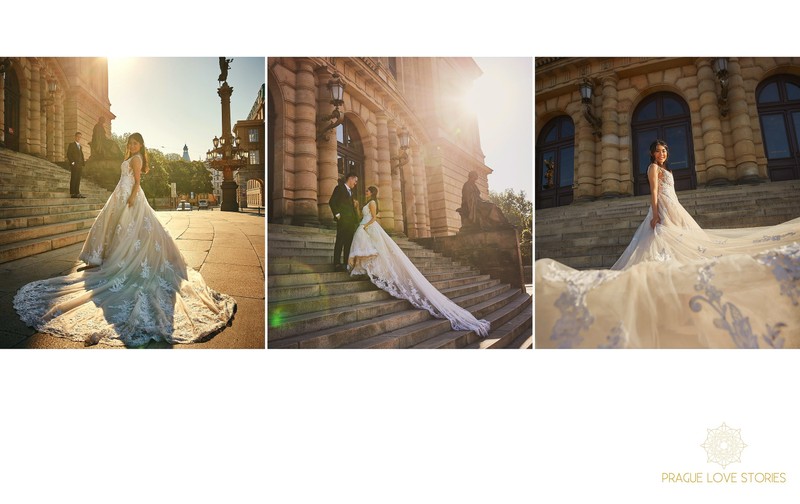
<box><xmin>182</xmin><ymin>144</ymin><xmax>191</xmax><ymax>162</ymax></box>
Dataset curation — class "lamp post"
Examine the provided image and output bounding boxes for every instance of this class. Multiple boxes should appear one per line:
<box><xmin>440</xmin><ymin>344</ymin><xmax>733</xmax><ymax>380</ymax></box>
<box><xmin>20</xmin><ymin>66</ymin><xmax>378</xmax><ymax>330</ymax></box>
<box><xmin>317</xmin><ymin>72</ymin><xmax>346</xmax><ymax>141</ymax></box>
<box><xmin>207</xmin><ymin>58</ymin><xmax>247</xmax><ymax>212</ymax></box>
<box><xmin>712</xmin><ymin>57</ymin><xmax>730</xmax><ymax>117</ymax></box>
<box><xmin>579</xmin><ymin>78</ymin><xmax>602</xmax><ymax>138</ymax></box>
<box><xmin>391</xmin><ymin>125</ymin><xmax>410</xmax><ymax>171</ymax></box>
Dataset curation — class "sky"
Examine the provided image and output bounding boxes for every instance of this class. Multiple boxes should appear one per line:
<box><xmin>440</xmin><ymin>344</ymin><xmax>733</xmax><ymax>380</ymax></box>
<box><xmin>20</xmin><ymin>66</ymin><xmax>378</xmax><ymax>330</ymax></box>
<box><xmin>108</xmin><ymin>57</ymin><xmax>265</xmax><ymax>161</ymax></box>
<box><xmin>470</xmin><ymin>57</ymin><xmax>533</xmax><ymax>199</ymax></box>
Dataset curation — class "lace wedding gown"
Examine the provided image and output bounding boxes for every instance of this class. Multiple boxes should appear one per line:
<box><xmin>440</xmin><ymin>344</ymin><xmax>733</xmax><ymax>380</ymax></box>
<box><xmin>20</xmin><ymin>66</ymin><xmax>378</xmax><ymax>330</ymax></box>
<box><xmin>348</xmin><ymin>202</ymin><xmax>490</xmax><ymax>337</ymax></box>
<box><xmin>13</xmin><ymin>154</ymin><xmax>236</xmax><ymax>347</ymax></box>
<box><xmin>536</xmin><ymin>165</ymin><xmax>800</xmax><ymax>348</ymax></box>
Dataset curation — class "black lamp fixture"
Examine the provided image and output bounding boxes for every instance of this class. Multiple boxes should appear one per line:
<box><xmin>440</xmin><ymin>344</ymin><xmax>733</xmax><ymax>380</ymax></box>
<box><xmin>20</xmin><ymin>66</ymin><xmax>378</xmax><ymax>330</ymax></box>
<box><xmin>391</xmin><ymin>125</ymin><xmax>410</xmax><ymax>172</ymax></box>
<box><xmin>579</xmin><ymin>78</ymin><xmax>602</xmax><ymax>138</ymax></box>
<box><xmin>317</xmin><ymin>72</ymin><xmax>346</xmax><ymax>141</ymax></box>
<box><xmin>712</xmin><ymin>57</ymin><xmax>730</xmax><ymax>117</ymax></box>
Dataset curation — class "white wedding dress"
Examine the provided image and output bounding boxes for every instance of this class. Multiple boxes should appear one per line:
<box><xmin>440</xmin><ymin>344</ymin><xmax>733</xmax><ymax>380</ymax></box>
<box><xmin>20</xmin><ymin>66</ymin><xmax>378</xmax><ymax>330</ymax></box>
<box><xmin>13</xmin><ymin>154</ymin><xmax>236</xmax><ymax>347</ymax></box>
<box><xmin>348</xmin><ymin>202</ymin><xmax>490</xmax><ymax>337</ymax></box>
<box><xmin>536</xmin><ymin>164</ymin><xmax>800</xmax><ymax>348</ymax></box>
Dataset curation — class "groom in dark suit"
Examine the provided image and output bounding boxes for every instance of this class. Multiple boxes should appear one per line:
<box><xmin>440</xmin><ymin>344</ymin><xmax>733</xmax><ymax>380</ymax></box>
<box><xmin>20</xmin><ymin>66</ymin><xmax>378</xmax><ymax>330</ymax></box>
<box><xmin>329</xmin><ymin>172</ymin><xmax>359</xmax><ymax>271</ymax></box>
<box><xmin>66</xmin><ymin>132</ymin><xmax>86</xmax><ymax>198</ymax></box>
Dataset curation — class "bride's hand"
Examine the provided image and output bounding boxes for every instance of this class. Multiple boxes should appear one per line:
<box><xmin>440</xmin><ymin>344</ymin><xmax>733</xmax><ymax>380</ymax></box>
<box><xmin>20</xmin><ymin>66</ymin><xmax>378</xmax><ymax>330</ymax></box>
<box><xmin>127</xmin><ymin>194</ymin><xmax>136</xmax><ymax>207</ymax></box>
<box><xmin>650</xmin><ymin>215</ymin><xmax>661</xmax><ymax>229</ymax></box>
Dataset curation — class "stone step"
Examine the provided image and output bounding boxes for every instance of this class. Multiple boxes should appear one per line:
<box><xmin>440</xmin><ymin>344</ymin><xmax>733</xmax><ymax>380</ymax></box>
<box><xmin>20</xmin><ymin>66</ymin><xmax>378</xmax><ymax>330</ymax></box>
<box><xmin>268</xmin><ymin>232</ymin><xmax>426</xmax><ymax>248</ymax></box>
<box><xmin>268</xmin><ymin>278</ymin><xmax>378</xmax><ymax>303</ymax></box>
<box><xmin>0</xmin><ymin>217</ymin><xmax>96</xmax><ymax>246</ymax></box>
<box><xmin>0</xmin><ymin>202</ymin><xmax>105</xmax><ymax>219</ymax></box>
<box><xmin>465</xmin><ymin>302</ymin><xmax>534</xmax><ymax>349</ymax></box>
<box><xmin>338</xmin><ymin>318</ymin><xmax>459</xmax><ymax>349</ymax></box>
<box><xmin>0</xmin><ymin>228</ymin><xmax>88</xmax><ymax>263</ymax></box>
<box><xmin>0</xmin><ymin>196</ymin><xmax>107</xmax><ymax>208</ymax></box>
<box><xmin>0</xmin><ymin>209</ymin><xmax>102</xmax><ymax>232</ymax></box>
<box><xmin>266</xmin><ymin>256</ymin><xmax>466</xmax><ymax>275</ymax></box>
<box><xmin>269</xmin><ymin>289</ymin><xmax>393</xmax><ymax>321</ymax></box>
<box><xmin>268</xmin><ymin>246</ymin><xmax>442</xmax><ymax>259</ymax></box>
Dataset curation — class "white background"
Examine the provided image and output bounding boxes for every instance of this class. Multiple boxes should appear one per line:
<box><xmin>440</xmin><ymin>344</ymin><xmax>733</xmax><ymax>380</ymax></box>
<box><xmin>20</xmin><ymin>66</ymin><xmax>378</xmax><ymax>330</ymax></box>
<box><xmin>3</xmin><ymin>1</ymin><xmax>800</xmax><ymax>503</ymax></box>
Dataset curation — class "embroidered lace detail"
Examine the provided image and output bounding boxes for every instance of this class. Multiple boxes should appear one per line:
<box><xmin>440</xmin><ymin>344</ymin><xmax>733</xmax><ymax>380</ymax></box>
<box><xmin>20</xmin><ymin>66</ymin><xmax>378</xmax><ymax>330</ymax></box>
<box><xmin>756</xmin><ymin>243</ymin><xmax>800</xmax><ymax>306</ymax></box>
<box><xmin>690</xmin><ymin>262</ymin><xmax>786</xmax><ymax>349</ymax></box>
<box><xmin>753</xmin><ymin>232</ymin><xmax>797</xmax><ymax>244</ymax></box>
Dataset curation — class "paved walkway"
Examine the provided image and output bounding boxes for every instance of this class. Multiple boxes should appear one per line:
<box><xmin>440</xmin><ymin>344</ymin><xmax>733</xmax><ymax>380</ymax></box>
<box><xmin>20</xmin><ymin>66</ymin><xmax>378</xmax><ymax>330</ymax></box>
<box><xmin>0</xmin><ymin>209</ymin><xmax>265</xmax><ymax>349</ymax></box>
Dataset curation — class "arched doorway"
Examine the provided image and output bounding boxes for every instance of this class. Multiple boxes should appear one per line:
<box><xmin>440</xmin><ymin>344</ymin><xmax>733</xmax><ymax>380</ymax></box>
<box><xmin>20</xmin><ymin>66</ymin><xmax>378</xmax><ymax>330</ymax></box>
<box><xmin>535</xmin><ymin>115</ymin><xmax>574</xmax><ymax>209</ymax></box>
<box><xmin>267</xmin><ymin>92</ymin><xmax>275</xmax><ymax>221</ymax></box>
<box><xmin>3</xmin><ymin>67</ymin><xmax>20</xmax><ymax>151</ymax></box>
<box><xmin>756</xmin><ymin>74</ymin><xmax>800</xmax><ymax>181</ymax></box>
<box><xmin>631</xmin><ymin>92</ymin><xmax>696</xmax><ymax>195</ymax></box>
<box><xmin>336</xmin><ymin>116</ymin><xmax>365</xmax><ymax>204</ymax></box>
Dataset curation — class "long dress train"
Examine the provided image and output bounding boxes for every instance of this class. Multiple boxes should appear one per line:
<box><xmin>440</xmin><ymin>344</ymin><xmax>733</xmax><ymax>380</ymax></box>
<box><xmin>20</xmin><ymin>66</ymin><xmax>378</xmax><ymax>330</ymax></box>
<box><xmin>13</xmin><ymin>154</ymin><xmax>236</xmax><ymax>347</ymax></box>
<box><xmin>348</xmin><ymin>202</ymin><xmax>490</xmax><ymax>337</ymax></box>
<box><xmin>536</xmin><ymin>165</ymin><xmax>800</xmax><ymax>348</ymax></box>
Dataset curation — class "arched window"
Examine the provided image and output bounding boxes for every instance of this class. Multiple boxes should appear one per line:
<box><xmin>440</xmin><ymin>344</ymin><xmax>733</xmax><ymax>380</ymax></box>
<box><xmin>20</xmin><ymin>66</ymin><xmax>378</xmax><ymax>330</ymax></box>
<box><xmin>757</xmin><ymin>74</ymin><xmax>800</xmax><ymax>181</ymax></box>
<box><xmin>535</xmin><ymin>115</ymin><xmax>574</xmax><ymax>209</ymax></box>
<box><xmin>631</xmin><ymin>92</ymin><xmax>696</xmax><ymax>195</ymax></box>
<box><xmin>3</xmin><ymin>67</ymin><xmax>21</xmax><ymax>151</ymax></box>
<box><xmin>336</xmin><ymin>116</ymin><xmax>365</xmax><ymax>204</ymax></box>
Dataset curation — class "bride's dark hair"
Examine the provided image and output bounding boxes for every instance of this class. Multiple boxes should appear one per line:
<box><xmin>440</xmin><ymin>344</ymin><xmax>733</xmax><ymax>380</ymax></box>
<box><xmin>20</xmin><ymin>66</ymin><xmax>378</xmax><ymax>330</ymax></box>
<box><xmin>125</xmin><ymin>132</ymin><xmax>150</xmax><ymax>174</ymax></box>
<box><xmin>649</xmin><ymin>139</ymin><xmax>669</xmax><ymax>170</ymax></box>
<box><xmin>367</xmin><ymin>185</ymin><xmax>379</xmax><ymax>214</ymax></box>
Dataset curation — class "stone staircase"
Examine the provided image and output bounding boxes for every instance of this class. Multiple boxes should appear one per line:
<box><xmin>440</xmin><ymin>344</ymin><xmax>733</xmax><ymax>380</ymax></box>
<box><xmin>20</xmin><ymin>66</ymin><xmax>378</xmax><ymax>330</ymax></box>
<box><xmin>536</xmin><ymin>180</ymin><xmax>800</xmax><ymax>269</ymax></box>
<box><xmin>0</xmin><ymin>148</ymin><xmax>111</xmax><ymax>264</ymax></box>
<box><xmin>268</xmin><ymin>224</ymin><xmax>533</xmax><ymax>349</ymax></box>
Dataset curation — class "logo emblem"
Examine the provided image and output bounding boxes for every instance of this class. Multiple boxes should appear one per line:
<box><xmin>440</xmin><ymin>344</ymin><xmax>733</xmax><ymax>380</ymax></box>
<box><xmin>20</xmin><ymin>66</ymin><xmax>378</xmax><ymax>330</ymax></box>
<box><xmin>701</xmin><ymin>422</ymin><xmax>746</xmax><ymax>469</ymax></box>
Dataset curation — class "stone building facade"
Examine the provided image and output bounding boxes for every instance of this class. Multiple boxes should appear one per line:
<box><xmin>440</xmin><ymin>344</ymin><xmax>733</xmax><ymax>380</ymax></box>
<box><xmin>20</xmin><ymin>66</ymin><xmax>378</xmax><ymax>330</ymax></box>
<box><xmin>234</xmin><ymin>83</ymin><xmax>265</xmax><ymax>208</ymax></box>
<box><xmin>268</xmin><ymin>57</ymin><xmax>491</xmax><ymax>238</ymax></box>
<box><xmin>1</xmin><ymin>57</ymin><xmax>113</xmax><ymax>162</ymax></box>
<box><xmin>535</xmin><ymin>57</ymin><xmax>800</xmax><ymax>209</ymax></box>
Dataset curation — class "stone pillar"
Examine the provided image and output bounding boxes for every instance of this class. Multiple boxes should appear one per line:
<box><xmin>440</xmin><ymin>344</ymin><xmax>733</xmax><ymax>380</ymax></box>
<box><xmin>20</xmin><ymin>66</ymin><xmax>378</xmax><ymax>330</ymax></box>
<box><xmin>388</xmin><ymin>122</ymin><xmax>405</xmax><ymax>235</ymax></box>
<box><xmin>600</xmin><ymin>75</ymin><xmax>621</xmax><ymax>197</ymax></box>
<box><xmin>375</xmin><ymin>113</ymin><xmax>396</xmax><ymax>232</ymax></box>
<box><xmin>29</xmin><ymin>62</ymin><xmax>42</xmax><ymax>156</ymax></box>
<box><xmin>0</xmin><ymin>72</ymin><xmax>4</xmax><ymax>145</ymax></box>
<box><xmin>727</xmin><ymin>58</ymin><xmax>759</xmax><ymax>182</ymax></box>
<box><xmin>574</xmin><ymin>109</ymin><xmax>596</xmax><ymax>201</ymax></box>
<box><xmin>696</xmin><ymin>58</ymin><xmax>728</xmax><ymax>185</ymax></box>
<box><xmin>402</xmin><ymin>143</ymin><xmax>418</xmax><ymax>238</ymax></box>
<box><xmin>292</xmin><ymin>59</ymin><xmax>320</xmax><ymax>225</ymax></box>
<box><xmin>55</xmin><ymin>92</ymin><xmax>64</xmax><ymax>162</ymax></box>
<box><xmin>412</xmin><ymin>144</ymin><xmax>430</xmax><ymax>238</ymax></box>
<box><xmin>315</xmin><ymin>67</ymin><xmax>338</xmax><ymax>227</ymax></box>
<box><xmin>18</xmin><ymin>66</ymin><xmax>30</xmax><ymax>154</ymax></box>
<box><xmin>46</xmin><ymin>98</ymin><xmax>55</xmax><ymax>162</ymax></box>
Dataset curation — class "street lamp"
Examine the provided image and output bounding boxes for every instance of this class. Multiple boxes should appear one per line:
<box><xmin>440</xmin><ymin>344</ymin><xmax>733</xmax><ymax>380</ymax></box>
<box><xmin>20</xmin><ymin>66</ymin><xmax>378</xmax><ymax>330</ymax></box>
<box><xmin>317</xmin><ymin>72</ymin><xmax>346</xmax><ymax>141</ymax></box>
<box><xmin>712</xmin><ymin>57</ymin><xmax>730</xmax><ymax>117</ymax></box>
<box><xmin>579</xmin><ymin>78</ymin><xmax>602</xmax><ymax>138</ymax></box>
<box><xmin>391</xmin><ymin>125</ymin><xmax>410</xmax><ymax>172</ymax></box>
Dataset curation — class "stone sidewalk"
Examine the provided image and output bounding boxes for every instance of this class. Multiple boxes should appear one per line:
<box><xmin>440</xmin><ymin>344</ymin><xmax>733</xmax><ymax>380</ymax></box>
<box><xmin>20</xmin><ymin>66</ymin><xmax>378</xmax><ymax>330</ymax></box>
<box><xmin>0</xmin><ymin>209</ymin><xmax>265</xmax><ymax>349</ymax></box>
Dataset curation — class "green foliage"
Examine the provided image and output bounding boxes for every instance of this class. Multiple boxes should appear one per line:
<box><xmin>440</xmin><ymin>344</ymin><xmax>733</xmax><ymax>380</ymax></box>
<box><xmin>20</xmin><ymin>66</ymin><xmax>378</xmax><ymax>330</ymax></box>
<box><xmin>489</xmin><ymin>188</ymin><xmax>533</xmax><ymax>263</ymax></box>
<box><xmin>165</xmin><ymin>160</ymin><xmax>212</xmax><ymax>195</ymax></box>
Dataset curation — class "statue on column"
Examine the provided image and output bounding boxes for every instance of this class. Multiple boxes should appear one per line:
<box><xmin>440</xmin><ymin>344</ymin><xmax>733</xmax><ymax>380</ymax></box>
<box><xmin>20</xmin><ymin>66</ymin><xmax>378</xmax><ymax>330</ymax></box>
<box><xmin>89</xmin><ymin>116</ymin><xmax>122</xmax><ymax>161</ymax></box>
<box><xmin>457</xmin><ymin>171</ymin><xmax>512</xmax><ymax>232</ymax></box>
<box><xmin>218</xmin><ymin>57</ymin><xmax>233</xmax><ymax>83</ymax></box>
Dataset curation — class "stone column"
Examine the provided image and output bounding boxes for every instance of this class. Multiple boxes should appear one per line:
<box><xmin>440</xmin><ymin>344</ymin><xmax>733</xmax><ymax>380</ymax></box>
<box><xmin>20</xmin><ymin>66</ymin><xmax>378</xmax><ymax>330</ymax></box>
<box><xmin>291</xmin><ymin>58</ymin><xmax>320</xmax><ymax>225</ymax></box>
<box><xmin>55</xmin><ymin>92</ymin><xmax>64</xmax><ymax>162</ymax></box>
<box><xmin>696</xmin><ymin>58</ymin><xmax>728</xmax><ymax>185</ymax></box>
<box><xmin>600</xmin><ymin>74</ymin><xmax>621</xmax><ymax>197</ymax></box>
<box><xmin>402</xmin><ymin>143</ymin><xmax>418</xmax><ymax>238</ymax></box>
<box><xmin>0</xmin><ymin>72</ymin><xmax>4</xmax><ymax>145</ymax></box>
<box><xmin>46</xmin><ymin>97</ymin><xmax>55</xmax><ymax>162</ymax></box>
<box><xmin>574</xmin><ymin>108</ymin><xmax>596</xmax><ymax>201</ymax></box>
<box><xmin>388</xmin><ymin>122</ymin><xmax>405</xmax><ymax>235</ymax></box>
<box><xmin>375</xmin><ymin>113</ymin><xmax>396</xmax><ymax>232</ymax></box>
<box><xmin>727</xmin><ymin>58</ymin><xmax>759</xmax><ymax>182</ymax></box>
<box><xmin>29</xmin><ymin>62</ymin><xmax>42</xmax><ymax>156</ymax></box>
<box><xmin>315</xmin><ymin>66</ymin><xmax>338</xmax><ymax>227</ymax></box>
<box><xmin>412</xmin><ymin>144</ymin><xmax>430</xmax><ymax>237</ymax></box>
<box><xmin>18</xmin><ymin>66</ymin><xmax>30</xmax><ymax>154</ymax></box>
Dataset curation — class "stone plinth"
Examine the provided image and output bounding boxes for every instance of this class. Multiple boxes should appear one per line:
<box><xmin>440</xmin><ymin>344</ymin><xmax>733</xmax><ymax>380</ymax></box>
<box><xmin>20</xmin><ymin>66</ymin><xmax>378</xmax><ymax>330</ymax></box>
<box><xmin>415</xmin><ymin>228</ymin><xmax>524</xmax><ymax>290</ymax></box>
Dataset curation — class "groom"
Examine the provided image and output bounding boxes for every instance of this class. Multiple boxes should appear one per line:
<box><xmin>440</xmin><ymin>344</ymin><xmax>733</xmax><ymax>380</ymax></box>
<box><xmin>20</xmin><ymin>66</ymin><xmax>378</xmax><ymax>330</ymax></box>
<box><xmin>329</xmin><ymin>172</ymin><xmax>359</xmax><ymax>271</ymax></box>
<box><xmin>66</xmin><ymin>132</ymin><xmax>86</xmax><ymax>198</ymax></box>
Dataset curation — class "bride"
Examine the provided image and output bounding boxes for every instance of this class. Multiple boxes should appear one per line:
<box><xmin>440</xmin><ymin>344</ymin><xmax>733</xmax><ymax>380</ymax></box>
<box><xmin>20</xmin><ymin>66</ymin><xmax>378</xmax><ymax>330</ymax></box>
<box><xmin>348</xmin><ymin>186</ymin><xmax>490</xmax><ymax>337</ymax></box>
<box><xmin>13</xmin><ymin>133</ymin><xmax>236</xmax><ymax>347</ymax></box>
<box><xmin>536</xmin><ymin>139</ymin><xmax>800</xmax><ymax>349</ymax></box>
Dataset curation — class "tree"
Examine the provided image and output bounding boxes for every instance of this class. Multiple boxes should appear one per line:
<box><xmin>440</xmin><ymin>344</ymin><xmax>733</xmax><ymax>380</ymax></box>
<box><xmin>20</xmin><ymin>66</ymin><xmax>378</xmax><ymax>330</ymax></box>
<box><xmin>165</xmin><ymin>160</ymin><xmax>212</xmax><ymax>195</ymax></box>
<box><xmin>489</xmin><ymin>188</ymin><xmax>533</xmax><ymax>264</ymax></box>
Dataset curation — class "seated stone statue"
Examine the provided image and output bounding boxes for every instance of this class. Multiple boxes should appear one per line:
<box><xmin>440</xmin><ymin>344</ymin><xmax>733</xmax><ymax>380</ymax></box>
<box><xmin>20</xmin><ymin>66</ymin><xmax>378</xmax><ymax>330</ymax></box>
<box><xmin>457</xmin><ymin>171</ymin><xmax>512</xmax><ymax>232</ymax></box>
<box><xmin>89</xmin><ymin>116</ymin><xmax>122</xmax><ymax>161</ymax></box>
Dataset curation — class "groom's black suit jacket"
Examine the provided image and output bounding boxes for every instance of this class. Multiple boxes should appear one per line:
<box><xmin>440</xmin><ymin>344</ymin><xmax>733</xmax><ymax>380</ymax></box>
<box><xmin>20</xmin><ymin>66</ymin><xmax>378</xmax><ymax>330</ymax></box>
<box><xmin>329</xmin><ymin>182</ymin><xmax>358</xmax><ymax>226</ymax></box>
